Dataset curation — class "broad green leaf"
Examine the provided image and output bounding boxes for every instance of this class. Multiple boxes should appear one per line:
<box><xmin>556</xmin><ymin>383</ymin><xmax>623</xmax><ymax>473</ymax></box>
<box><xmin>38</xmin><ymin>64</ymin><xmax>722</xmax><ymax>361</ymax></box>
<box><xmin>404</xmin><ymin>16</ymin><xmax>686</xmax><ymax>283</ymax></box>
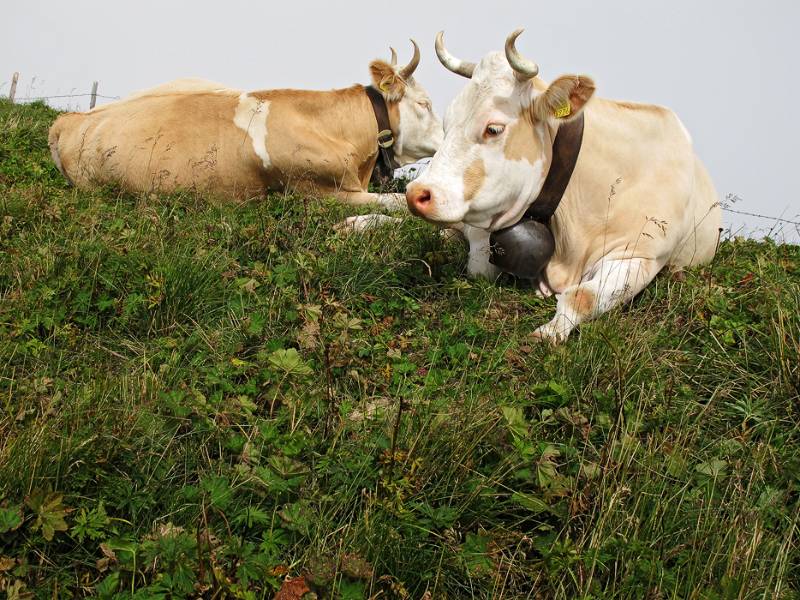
<box><xmin>201</xmin><ymin>476</ymin><xmax>233</xmax><ymax>511</ymax></box>
<box><xmin>695</xmin><ymin>458</ymin><xmax>727</xmax><ymax>479</ymax></box>
<box><xmin>0</xmin><ymin>505</ymin><xmax>24</xmax><ymax>533</ymax></box>
<box><xmin>501</xmin><ymin>406</ymin><xmax>528</xmax><ymax>439</ymax></box>
<box><xmin>95</xmin><ymin>571</ymin><xmax>120</xmax><ymax>599</ymax></box>
<box><xmin>268</xmin><ymin>348</ymin><xmax>313</xmax><ymax>376</ymax></box>
<box><xmin>25</xmin><ymin>491</ymin><xmax>68</xmax><ymax>541</ymax></box>
<box><xmin>511</xmin><ymin>492</ymin><xmax>551</xmax><ymax>515</ymax></box>
<box><xmin>461</xmin><ymin>532</ymin><xmax>494</xmax><ymax>577</ymax></box>
<box><xmin>339</xmin><ymin>579</ymin><xmax>366</xmax><ymax>600</ymax></box>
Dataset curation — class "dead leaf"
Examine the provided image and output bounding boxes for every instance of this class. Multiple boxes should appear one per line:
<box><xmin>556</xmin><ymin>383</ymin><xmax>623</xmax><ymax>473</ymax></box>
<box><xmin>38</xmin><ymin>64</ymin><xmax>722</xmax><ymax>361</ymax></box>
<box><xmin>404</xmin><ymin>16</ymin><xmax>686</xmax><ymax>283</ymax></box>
<box><xmin>737</xmin><ymin>272</ymin><xmax>755</xmax><ymax>287</ymax></box>
<box><xmin>340</xmin><ymin>553</ymin><xmax>373</xmax><ymax>579</ymax></box>
<box><xmin>670</xmin><ymin>269</ymin><xmax>687</xmax><ymax>282</ymax></box>
<box><xmin>0</xmin><ymin>556</ymin><xmax>15</xmax><ymax>571</ymax></box>
<box><xmin>297</xmin><ymin>319</ymin><xmax>320</xmax><ymax>351</ymax></box>
<box><xmin>349</xmin><ymin>398</ymin><xmax>392</xmax><ymax>423</ymax></box>
<box><xmin>241</xmin><ymin>278</ymin><xmax>259</xmax><ymax>294</ymax></box>
<box><xmin>274</xmin><ymin>575</ymin><xmax>310</xmax><ymax>600</ymax></box>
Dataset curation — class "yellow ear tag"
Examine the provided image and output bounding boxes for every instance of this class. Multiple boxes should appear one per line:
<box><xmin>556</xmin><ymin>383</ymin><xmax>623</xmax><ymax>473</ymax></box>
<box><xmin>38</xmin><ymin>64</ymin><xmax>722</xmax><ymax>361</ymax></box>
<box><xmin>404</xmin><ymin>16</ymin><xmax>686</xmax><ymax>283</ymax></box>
<box><xmin>379</xmin><ymin>76</ymin><xmax>394</xmax><ymax>93</ymax></box>
<box><xmin>553</xmin><ymin>101</ymin><xmax>572</xmax><ymax>119</ymax></box>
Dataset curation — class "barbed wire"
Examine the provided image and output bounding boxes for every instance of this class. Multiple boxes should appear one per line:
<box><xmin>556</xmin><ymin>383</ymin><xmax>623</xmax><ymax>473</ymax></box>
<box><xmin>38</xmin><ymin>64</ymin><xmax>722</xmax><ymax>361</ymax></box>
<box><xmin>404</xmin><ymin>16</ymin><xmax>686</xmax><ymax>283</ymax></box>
<box><xmin>721</xmin><ymin>207</ymin><xmax>800</xmax><ymax>227</ymax></box>
<box><xmin>722</xmin><ymin>194</ymin><xmax>800</xmax><ymax>231</ymax></box>
<box><xmin>12</xmin><ymin>93</ymin><xmax>121</xmax><ymax>101</ymax></box>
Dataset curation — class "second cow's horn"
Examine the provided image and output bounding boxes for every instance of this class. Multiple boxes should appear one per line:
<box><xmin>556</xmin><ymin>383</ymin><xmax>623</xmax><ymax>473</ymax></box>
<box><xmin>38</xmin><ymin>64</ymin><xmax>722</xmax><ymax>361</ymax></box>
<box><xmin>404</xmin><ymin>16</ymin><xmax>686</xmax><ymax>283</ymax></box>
<box><xmin>399</xmin><ymin>39</ymin><xmax>421</xmax><ymax>79</ymax></box>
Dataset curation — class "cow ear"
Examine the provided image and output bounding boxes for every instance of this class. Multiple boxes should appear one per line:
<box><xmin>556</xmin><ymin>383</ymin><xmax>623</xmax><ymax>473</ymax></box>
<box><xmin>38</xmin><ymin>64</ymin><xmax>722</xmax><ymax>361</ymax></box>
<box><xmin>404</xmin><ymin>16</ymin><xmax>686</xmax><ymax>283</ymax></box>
<box><xmin>369</xmin><ymin>60</ymin><xmax>407</xmax><ymax>102</ymax></box>
<box><xmin>533</xmin><ymin>75</ymin><xmax>595</xmax><ymax>123</ymax></box>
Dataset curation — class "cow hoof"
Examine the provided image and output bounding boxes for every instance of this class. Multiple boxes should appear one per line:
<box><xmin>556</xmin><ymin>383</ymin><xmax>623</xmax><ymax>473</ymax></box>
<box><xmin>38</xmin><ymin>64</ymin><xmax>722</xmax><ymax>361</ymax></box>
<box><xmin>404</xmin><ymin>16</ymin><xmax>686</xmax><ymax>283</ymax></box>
<box><xmin>533</xmin><ymin>283</ymin><xmax>554</xmax><ymax>299</ymax></box>
<box><xmin>334</xmin><ymin>214</ymin><xmax>401</xmax><ymax>234</ymax></box>
<box><xmin>531</xmin><ymin>323</ymin><xmax>565</xmax><ymax>345</ymax></box>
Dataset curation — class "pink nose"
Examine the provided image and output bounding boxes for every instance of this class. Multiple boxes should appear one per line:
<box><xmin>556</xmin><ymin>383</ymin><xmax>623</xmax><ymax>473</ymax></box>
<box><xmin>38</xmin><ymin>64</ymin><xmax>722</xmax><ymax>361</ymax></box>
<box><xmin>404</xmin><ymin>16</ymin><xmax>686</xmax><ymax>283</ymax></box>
<box><xmin>406</xmin><ymin>184</ymin><xmax>433</xmax><ymax>216</ymax></box>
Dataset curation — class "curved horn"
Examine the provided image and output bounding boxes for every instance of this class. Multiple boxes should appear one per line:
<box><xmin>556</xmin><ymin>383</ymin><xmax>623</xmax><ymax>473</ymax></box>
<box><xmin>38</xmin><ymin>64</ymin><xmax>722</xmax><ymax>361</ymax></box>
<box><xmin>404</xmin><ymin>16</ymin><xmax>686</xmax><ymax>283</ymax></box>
<box><xmin>390</xmin><ymin>46</ymin><xmax>398</xmax><ymax>66</ymax></box>
<box><xmin>399</xmin><ymin>39</ymin><xmax>420</xmax><ymax>79</ymax></box>
<box><xmin>505</xmin><ymin>29</ymin><xmax>539</xmax><ymax>80</ymax></box>
<box><xmin>435</xmin><ymin>31</ymin><xmax>475</xmax><ymax>78</ymax></box>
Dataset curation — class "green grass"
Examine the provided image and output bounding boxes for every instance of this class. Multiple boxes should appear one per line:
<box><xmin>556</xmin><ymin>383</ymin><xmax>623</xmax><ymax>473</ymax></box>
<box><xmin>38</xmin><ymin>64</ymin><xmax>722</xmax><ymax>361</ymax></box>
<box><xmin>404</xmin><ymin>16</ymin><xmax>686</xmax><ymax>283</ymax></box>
<box><xmin>0</xmin><ymin>98</ymin><xmax>798</xmax><ymax>599</ymax></box>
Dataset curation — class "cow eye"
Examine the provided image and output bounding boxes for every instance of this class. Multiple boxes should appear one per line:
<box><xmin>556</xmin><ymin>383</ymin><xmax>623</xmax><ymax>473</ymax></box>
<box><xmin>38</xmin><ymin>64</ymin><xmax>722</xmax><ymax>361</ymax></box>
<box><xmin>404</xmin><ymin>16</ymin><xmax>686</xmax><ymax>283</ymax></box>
<box><xmin>417</xmin><ymin>101</ymin><xmax>431</xmax><ymax>111</ymax></box>
<box><xmin>485</xmin><ymin>124</ymin><xmax>505</xmax><ymax>137</ymax></box>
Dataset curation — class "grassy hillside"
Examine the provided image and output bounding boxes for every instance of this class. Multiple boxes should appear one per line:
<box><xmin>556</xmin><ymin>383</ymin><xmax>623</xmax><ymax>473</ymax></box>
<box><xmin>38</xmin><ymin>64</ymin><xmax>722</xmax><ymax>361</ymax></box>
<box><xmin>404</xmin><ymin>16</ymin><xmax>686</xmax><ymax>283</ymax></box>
<box><xmin>0</xmin><ymin>98</ymin><xmax>798</xmax><ymax>599</ymax></box>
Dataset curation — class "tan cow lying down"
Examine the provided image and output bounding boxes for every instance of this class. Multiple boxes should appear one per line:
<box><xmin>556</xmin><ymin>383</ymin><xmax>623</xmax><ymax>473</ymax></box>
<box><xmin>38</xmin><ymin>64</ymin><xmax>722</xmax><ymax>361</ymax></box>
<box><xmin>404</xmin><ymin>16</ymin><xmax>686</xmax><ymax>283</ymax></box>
<box><xmin>405</xmin><ymin>30</ymin><xmax>722</xmax><ymax>342</ymax></box>
<box><xmin>48</xmin><ymin>42</ymin><xmax>442</xmax><ymax>210</ymax></box>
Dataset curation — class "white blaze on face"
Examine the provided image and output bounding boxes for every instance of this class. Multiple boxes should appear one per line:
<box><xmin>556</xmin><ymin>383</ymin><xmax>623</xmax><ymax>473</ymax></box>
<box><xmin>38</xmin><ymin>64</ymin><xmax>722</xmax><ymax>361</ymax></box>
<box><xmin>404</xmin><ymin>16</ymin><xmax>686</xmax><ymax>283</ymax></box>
<box><xmin>409</xmin><ymin>53</ymin><xmax>549</xmax><ymax>229</ymax></box>
<box><xmin>233</xmin><ymin>93</ymin><xmax>271</xmax><ymax>169</ymax></box>
<box><xmin>394</xmin><ymin>79</ymin><xmax>443</xmax><ymax>166</ymax></box>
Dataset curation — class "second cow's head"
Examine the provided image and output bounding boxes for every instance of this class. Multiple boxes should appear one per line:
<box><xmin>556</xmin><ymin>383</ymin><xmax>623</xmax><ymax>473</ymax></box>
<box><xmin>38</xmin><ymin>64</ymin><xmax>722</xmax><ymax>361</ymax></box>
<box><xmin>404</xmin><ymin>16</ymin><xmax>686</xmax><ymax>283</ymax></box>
<box><xmin>407</xmin><ymin>30</ymin><xmax>595</xmax><ymax>229</ymax></box>
<box><xmin>370</xmin><ymin>41</ymin><xmax>443</xmax><ymax>165</ymax></box>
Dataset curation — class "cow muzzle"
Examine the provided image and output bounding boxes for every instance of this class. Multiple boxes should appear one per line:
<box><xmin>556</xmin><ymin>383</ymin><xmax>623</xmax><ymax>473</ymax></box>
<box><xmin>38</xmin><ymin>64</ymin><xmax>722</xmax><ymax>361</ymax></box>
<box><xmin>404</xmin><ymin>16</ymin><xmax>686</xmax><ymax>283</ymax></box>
<box><xmin>406</xmin><ymin>182</ymin><xmax>434</xmax><ymax>218</ymax></box>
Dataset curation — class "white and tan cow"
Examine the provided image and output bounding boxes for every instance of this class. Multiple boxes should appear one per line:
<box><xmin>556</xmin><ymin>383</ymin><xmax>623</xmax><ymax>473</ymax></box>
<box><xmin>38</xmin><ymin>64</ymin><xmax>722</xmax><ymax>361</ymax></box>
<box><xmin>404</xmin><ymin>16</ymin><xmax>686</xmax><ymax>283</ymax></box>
<box><xmin>406</xmin><ymin>30</ymin><xmax>721</xmax><ymax>342</ymax></box>
<box><xmin>48</xmin><ymin>42</ymin><xmax>442</xmax><ymax>209</ymax></box>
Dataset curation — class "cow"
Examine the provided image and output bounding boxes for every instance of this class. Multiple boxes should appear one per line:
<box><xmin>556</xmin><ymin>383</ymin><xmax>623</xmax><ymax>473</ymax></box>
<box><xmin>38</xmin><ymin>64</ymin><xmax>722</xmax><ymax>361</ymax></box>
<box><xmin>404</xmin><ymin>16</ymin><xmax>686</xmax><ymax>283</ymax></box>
<box><xmin>405</xmin><ymin>30</ymin><xmax>721</xmax><ymax>342</ymax></box>
<box><xmin>48</xmin><ymin>41</ymin><xmax>442</xmax><ymax>211</ymax></box>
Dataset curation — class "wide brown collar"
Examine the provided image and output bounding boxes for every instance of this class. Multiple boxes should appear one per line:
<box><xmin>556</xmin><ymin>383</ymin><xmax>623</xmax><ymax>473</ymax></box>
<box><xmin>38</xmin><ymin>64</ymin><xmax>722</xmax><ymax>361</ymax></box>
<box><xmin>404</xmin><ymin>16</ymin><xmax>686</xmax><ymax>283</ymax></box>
<box><xmin>523</xmin><ymin>114</ymin><xmax>585</xmax><ymax>223</ymax></box>
<box><xmin>365</xmin><ymin>86</ymin><xmax>399</xmax><ymax>184</ymax></box>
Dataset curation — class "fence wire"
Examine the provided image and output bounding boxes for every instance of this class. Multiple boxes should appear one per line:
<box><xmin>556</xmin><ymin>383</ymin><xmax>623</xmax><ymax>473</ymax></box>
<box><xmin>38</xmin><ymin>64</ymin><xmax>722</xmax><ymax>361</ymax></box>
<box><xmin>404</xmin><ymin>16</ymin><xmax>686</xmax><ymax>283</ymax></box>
<box><xmin>12</xmin><ymin>93</ymin><xmax>121</xmax><ymax>101</ymax></box>
<box><xmin>721</xmin><ymin>207</ymin><xmax>800</xmax><ymax>227</ymax></box>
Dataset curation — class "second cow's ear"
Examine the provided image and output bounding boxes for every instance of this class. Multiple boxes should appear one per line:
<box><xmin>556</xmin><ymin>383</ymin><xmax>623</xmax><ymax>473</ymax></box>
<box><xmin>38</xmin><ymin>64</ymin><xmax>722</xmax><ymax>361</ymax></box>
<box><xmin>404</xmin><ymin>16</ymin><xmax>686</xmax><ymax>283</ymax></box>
<box><xmin>370</xmin><ymin>60</ymin><xmax>408</xmax><ymax>102</ymax></box>
<box><xmin>533</xmin><ymin>75</ymin><xmax>595</xmax><ymax>123</ymax></box>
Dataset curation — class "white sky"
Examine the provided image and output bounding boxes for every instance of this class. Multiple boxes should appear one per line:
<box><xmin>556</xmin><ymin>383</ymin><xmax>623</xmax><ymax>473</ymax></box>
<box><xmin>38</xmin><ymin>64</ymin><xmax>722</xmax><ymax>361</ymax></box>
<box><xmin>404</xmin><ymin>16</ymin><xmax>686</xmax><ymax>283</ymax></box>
<box><xmin>3</xmin><ymin>0</ymin><xmax>799</xmax><ymax>241</ymax></box>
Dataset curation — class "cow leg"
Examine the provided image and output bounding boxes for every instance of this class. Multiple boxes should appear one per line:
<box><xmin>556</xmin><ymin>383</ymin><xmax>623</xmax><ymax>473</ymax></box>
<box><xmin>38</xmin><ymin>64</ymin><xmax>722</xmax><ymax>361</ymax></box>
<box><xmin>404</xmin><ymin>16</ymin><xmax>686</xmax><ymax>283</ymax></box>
<box><xmin>464</xmin><ymin>225</ymin><xmax>502</xmax><ymax>281</ymax></box>
<box><xmin>334</xmin><ymin>214</ymin><xmax>402</xmax><ymax>233</ymax></box>
<box><xmin>333</xmin><ymin>191</ymin><xmax>406</xmax><ymax>212</ymax></box>
<box><xmin>333</xmin><ymin>191</ymin><xmax>407</xmax><ymax>234</ymax></box>
<box><xmin>533</xmin><ymin>257</ymin><xmax>660</xmax><ymax>343</ymax></box>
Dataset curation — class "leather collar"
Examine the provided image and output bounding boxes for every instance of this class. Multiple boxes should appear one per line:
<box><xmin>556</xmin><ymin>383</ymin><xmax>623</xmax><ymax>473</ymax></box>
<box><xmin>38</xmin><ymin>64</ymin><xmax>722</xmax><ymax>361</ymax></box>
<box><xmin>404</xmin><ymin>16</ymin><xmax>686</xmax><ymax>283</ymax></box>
<box><xmin>522</xmin><ymin>114</ymin><xmax>585</xmax><ymax>223</ymax></box>
<box><xmin>365</xmin><ymin>86</ymin><xmax>398</xmax><ymax>184</ymax></box>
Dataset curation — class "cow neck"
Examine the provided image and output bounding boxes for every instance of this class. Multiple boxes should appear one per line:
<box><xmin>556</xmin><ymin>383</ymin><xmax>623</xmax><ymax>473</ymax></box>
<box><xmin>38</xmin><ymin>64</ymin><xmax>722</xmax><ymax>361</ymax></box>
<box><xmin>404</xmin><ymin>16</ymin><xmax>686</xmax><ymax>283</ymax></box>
<box><xmin>522</xmin><ymin>113</ymin><xmax>585</xmax><ymax>224</ymax></box>
<box><xmin>365</xmin><ymin>86</ymin><xmax>399</xmax><ymax>183</ymax></box>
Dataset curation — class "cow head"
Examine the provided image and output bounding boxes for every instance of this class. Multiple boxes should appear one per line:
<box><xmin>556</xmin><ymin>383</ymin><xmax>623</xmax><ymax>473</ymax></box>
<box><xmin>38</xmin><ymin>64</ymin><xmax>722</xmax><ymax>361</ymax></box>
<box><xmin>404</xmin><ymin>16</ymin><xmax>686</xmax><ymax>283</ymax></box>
<box><xmin>369</xmin><ymin>40</ymin><xmax>443</xmax><ymax>165</ymax></box>
<box><xmin>406</xmin><ymin>30</ymin><xmax>595</xmax><ymax>229</ymax></box>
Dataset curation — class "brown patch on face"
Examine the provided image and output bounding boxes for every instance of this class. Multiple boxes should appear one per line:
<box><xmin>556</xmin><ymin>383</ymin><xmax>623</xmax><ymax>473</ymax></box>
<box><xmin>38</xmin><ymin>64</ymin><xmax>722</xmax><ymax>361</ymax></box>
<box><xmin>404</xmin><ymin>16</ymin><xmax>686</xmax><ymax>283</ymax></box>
<box><xmin>462</xmin><ymin>158</ymin><xmax>486</xmax><ymax>202</ymax></box>
<box><xmin>568</xmin><ymin>287</ymin><xmax>596</xmax><ymax>317</ymax></box>
<box><xmin>503</xmin><ymin>115</ymin><xmax>543</xmax><ymax>165</ymax></box>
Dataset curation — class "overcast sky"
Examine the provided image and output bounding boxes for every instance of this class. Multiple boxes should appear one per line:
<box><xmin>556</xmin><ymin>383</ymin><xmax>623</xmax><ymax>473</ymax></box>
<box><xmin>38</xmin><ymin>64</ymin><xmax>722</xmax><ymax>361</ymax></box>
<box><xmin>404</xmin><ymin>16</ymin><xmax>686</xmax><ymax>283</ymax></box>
<box><xmin>3</xmin><ymin>0</ymin><xmax>798</xmax><ymax>241</ymax></box>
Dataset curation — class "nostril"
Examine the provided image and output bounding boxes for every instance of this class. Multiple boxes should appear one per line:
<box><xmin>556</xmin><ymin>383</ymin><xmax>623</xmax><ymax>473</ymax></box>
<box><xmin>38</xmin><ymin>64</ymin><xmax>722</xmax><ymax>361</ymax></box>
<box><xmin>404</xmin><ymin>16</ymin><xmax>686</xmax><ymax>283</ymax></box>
<box><xmin>406</xmin><ymin>185</ymin><xmax>435</xmax><ymax>215</ymax></box>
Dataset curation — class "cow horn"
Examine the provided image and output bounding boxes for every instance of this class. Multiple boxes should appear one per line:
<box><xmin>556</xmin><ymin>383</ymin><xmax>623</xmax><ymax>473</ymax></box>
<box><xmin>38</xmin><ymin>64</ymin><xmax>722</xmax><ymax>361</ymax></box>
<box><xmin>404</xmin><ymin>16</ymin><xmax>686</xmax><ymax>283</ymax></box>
<box><xmin>390</xmin><ymin>47</ymin><xmax>398</xmax><ymax>66</ymax></box>
<box><xmin>435</xmin><ymin>31</ymin><xmax>476</xmax><ymax>79</ymax></box>
<box><xmin>505</xmin><ymin>29</ymin><xmax>539</xmax><ymax>80</ymax></box>
<box><xmin>399</xmin><ymin>39</ymin><xmax>420</xmax><ymax>79</ymax></box>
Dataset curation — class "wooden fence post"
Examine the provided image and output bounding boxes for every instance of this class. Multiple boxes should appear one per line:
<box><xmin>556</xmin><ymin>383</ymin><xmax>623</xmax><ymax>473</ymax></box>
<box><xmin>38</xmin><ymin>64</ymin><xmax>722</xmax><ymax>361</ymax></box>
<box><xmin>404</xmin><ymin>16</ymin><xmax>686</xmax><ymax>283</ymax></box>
<box><xmin>9</xmin><ymin>72</ymin><xmax>19</xmax><ymax>102</ymax></box>
<box><xmin>89</xmin><ymin>81</ymin><xmax>98</xmax><ymax>109</ymax></box>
